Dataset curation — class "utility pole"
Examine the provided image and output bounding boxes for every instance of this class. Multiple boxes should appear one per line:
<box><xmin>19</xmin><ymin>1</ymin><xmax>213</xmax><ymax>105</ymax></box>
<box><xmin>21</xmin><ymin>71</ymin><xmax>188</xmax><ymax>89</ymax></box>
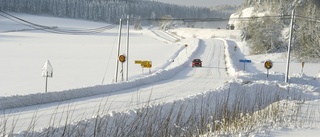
<box><xmin>285</xmin><ymin>9</ymin><xmax>295</xmax><ymax>83</ymax></box>
<box><xmin>114</xmin><ymin>18</ymin><xmax>122</xmax><ymax>83</ymax></box>
<box><xmin>126</xmin><ymin>15</ymin><xmax>130</xmax><ymax>81</ymax></box>
<box><xmin>45</xmin><ymin>71</ymin><xmax>48</xmax><ymax>93</ymax></box>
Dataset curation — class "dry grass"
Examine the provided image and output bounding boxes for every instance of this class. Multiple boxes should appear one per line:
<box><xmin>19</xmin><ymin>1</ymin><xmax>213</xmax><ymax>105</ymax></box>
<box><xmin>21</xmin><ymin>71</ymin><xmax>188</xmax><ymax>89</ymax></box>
<box><xmin>1</xmin><ymin>83</ymin><xmax>318</xmax><ymax>137</ymax></box>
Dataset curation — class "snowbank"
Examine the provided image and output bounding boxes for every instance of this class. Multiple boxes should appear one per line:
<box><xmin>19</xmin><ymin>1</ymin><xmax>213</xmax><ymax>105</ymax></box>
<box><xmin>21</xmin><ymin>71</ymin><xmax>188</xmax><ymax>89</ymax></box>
<box><xmin>9</xmin><ymin>36</ymin><xmax>320</xmax><ymax>136</ymax></box>
<box><xmin>2</xmin><ymin>13</ymin><xmax>320</xmax><ymax>136</ymax></box>
<box><xmin>0</xmin><ymin>39</ymin><xmax>200</xmax><ymax>110</ymax></box>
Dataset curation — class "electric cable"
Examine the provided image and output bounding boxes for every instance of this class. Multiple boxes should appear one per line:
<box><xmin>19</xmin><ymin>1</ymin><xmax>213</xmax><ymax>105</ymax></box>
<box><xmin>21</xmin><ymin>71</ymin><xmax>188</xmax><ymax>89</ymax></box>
<box><xmin>3</xmin><ymin>9</ymin><xmax>320</xmax><ymax>35</ymax></box>
<box><xmin>101</xmin><ymin>33</ymin><xmax>118</xmax><ymax>84</ymax></box>
<box><xmin>295</xmin><ymin>15</ymin><xmax>320</xmax><ymax>23</ymax></box>
<box><xmin>0</xmin><ymin>10</ymin><xmax>116</xmax><ymax>35</ymax></box>
<box><xmin>140</xmin><ymin>15</ymin><xmax>293</xmax><ymax>22</ymax></box>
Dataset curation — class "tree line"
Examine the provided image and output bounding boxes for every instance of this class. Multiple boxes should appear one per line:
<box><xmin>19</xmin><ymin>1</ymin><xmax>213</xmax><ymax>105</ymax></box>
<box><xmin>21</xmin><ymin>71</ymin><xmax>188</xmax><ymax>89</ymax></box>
<box><xmin>0</xmin><ymin>0</ymin><xmax>230</xmax><ymax>25</ymax></box>
<box><xmin>240</xmin><ymin>0</ymin><xmax>320</xmax><ymax>61</ymax></box>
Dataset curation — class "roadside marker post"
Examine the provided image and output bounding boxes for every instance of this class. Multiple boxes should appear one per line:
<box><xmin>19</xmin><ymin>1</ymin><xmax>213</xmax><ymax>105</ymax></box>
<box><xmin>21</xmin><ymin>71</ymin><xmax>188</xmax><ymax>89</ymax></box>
<box><xmin>301</xmin><ymin>61</ymin><xmax>305</xmax><ymax>74</ymax></box>
<box><xmin>185</xmin><ymin>44</ymin><xmax>188</xmax><ymax>55</ymax></box>
<box><xmin>42</xmin><ymin>60</ymin><xmax>53</xmax><ymax>93</ymax></box>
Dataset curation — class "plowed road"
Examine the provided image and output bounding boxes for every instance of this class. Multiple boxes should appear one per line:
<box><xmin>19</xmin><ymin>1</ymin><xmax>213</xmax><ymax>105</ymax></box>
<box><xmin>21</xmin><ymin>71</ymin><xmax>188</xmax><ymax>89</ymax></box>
<box><xmin>4</xmin><ymin>39</ymin><xmax>229</xmax><ymax>133</ymax></box>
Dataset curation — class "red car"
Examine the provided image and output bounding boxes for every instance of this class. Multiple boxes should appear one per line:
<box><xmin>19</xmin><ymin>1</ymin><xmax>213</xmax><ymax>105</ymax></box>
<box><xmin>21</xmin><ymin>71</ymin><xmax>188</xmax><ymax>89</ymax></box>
<box><xmin>192</xmin><ymin>59</ymin><xmax>202</xmax><ymax>67</ymax></box>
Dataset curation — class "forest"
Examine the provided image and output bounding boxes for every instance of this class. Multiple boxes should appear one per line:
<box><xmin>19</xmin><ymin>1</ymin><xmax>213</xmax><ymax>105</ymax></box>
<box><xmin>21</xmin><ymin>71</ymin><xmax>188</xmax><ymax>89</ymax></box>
<box><xmin>240</xmin><ymin>0</ymin><xmax>320</xmax><ymax>61</ymax></box>
<box><xmin>0</xmin><ymin>0</ymin><xmax>231</xmax><ymax>25</ymax></box>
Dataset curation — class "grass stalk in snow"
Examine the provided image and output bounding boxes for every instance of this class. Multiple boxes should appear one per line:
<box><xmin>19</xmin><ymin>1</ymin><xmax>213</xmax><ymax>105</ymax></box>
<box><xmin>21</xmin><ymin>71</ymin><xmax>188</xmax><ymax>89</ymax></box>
<box><xmin>2</xmin><ymin>82</ymin><xmax>319</xmax><ymax>136</ymax></box>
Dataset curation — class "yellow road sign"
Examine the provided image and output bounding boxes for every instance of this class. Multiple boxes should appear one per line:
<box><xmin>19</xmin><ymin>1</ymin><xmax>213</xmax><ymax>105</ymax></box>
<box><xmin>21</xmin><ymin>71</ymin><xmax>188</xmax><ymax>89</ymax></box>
<box><xmin>141</xmin><ymin>61</ymin><xmax>152</xmax><ymax>68</ymax></box>
<box><xmin>119</xmin><ymin>55</ymin><xmax>126</xmax><ymax>62</ymax></box>
<box><xmin>264</xmin><ymin>60</ymin><xmax>273</xmax><ymax>69</ymax></box>
<box><xmin>135</xmin><ymin>60</ymin><xmax>142</xmax><ymax>64</ymax></box>
<box><xmin>135</xmin><ymin>60</ymin><xmax>152</xmax><ymax>68</ymax></box>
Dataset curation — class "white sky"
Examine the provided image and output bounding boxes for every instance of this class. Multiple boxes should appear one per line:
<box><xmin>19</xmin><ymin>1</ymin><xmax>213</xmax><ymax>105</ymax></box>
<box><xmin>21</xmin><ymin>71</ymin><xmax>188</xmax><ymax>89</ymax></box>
<box><xmin>151</xmin><ymin>0</ymin><xmax>244</xmax><ymax>7</ymax></box>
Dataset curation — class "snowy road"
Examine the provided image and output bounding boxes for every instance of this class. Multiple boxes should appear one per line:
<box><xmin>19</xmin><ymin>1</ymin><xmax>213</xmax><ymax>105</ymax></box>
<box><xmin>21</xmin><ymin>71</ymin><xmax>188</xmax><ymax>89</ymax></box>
<box><xmin>150</xmin><ymin>29</ymin><xmax>179</xmax><ymax>42</ymax></box>
<box><xmin>3</xmin><ymin>39</ymin><xmax>229</xmax><ymax>133</ymax></box>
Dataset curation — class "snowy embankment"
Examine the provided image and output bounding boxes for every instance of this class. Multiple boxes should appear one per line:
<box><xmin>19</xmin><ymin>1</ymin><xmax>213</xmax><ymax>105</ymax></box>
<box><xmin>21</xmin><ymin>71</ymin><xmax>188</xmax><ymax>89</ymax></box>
<box><xmin>22</xmin><ymin>79</ymin><xmax>320</xmax><ymax>136</ymax></box>
<box><xmin>18</xmin><ymin>36</ymin><xmax>320</xmax><ymax>136</ymax></box>
<box><xmin>221</xmin><ymin>38</ymin><xmax>320</xmax><ymax>102</ymax></box>
<box><xmin>0</xmin><ymin>38</ymin><xmax>199</xmax><ymax>110</ymax></box>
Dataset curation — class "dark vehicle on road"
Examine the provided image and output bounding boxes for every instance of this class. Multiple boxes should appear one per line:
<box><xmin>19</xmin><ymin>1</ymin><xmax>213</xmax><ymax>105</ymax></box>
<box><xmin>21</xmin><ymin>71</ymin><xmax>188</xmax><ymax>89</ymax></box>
<box><xmin>192</xmin><ymin>59</ymin><xmax>202</xmax><ymax>67</ymax></box>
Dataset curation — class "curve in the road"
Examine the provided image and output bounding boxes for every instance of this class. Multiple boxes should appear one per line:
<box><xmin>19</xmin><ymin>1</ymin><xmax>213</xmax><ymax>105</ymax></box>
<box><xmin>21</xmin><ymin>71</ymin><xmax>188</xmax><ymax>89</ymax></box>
<box><xmin>3</xmin><ymin>38</ymin><xmax>230</xmax><ymax>134</ymax></box>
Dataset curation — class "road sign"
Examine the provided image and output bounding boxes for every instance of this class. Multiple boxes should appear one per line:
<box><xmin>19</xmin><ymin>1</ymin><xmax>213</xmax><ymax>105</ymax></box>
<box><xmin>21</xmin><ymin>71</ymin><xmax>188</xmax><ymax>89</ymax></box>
<box><xmin>239</xmin><ymin>59</ymin><xmax>252</xmax><ymax>63</ymax></box>
<box><xmin>264</xmin><ymin>60</ymin><xmax>273</xmax><ymax>69</ymax></box>
<box><xmin>264</xmin><ymin>60</ymin><xmax>273</xmax><ymax>78</ymax></box>
<box><xmin>42</xmin><ymin>60</ymin><xmax>53</xmax><ymax>93</ymax></box>
<box><xmin>239</xmin><ymin>59</ymin><xmax>251</xmax><ymax>71</ymax></box>
<box><xmin>119</xmin><ymin>55</ymin><xmax>126</xmax><ymax>62</ymax></box>
<box><xmin>141</xmin><ymin>61</ymin><xmax>152</xmax><ymax>68</ymax></box>
<box><xmin>135</xmin><ymin>60</ymin><xmax>152</xmax><ymax>68</ymax></box>
<box><xmin>42</xmin><ymin>60</ymin><xmax>53</xmax><ymax>77</ymax></box>
<box><xmin>135</xmin><ymin>60</ymin><xmax>142</xmax><ymax>64</ymax></box>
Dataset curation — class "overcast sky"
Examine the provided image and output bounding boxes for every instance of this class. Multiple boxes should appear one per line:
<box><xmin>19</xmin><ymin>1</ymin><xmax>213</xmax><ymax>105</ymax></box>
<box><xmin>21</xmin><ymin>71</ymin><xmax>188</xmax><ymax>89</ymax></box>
<box><xmin>151</xmin><ymin>0</ymin><xmax>244</xmax><ymax>7</ymax></box>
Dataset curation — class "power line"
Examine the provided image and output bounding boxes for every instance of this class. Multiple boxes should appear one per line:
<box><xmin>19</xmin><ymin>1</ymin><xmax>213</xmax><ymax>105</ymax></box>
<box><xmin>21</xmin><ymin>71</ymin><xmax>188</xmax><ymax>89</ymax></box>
<box><xmin>0</xmin><ymin>10</ymin><xmax>115</xmax><ymax>35</ymax></box>
<box><xmin>3</xmin><ymin>8</ymin><xmax>320</xmax><ymax>34</ymax></box>
<box><xmin>0</xmin><ymin>10</ymin><xmax>53</xmax><ymax>28</ymax></box>
<box><xmin>141</xmin><ymin>14</ymin><xmax>320</xmax><ymax>23</ymax></box>
<box><xmin>141</xmin><ymin>15</ymin><xmax>293</xmax><ymax>22</ymax></box>
<box><xmin>295</xmin><ymin>15</ymin><xmax>320</xmax><ymax>23</ymax></box>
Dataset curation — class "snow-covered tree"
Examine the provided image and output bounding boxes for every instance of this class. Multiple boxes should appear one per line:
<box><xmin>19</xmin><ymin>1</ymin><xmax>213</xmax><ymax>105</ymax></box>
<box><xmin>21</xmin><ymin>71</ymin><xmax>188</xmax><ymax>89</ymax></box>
<box><xmin>241</xmin><ymin>0</ymin><xmax>320</xmax><ymax>61</ymax></box>
<box><xmin>159</xmin><ymin>15</ymin><xmax>173</xmax><ymax>30</ymax></box>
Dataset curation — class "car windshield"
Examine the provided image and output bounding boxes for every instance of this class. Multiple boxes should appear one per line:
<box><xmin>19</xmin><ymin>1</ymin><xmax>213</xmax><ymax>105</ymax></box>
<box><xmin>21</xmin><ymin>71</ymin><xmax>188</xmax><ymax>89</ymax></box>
<box><xmin>193</xmin><ymin>59</ymin><xmax>201</xmax><ymax>62</ymax></box>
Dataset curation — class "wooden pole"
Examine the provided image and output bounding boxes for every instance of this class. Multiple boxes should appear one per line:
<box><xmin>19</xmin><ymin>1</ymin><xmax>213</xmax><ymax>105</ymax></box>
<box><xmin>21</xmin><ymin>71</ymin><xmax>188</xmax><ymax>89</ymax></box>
<box><xmin>285</xmin><ymin>9</ymin><xmax>295</xmax><ymax>83</ymax></box>
<box><xmin>45</xmin><ymin>71</ymin><xmax>48</xmax><ymax>93</ymax></box>
<box><xmin>114</xmin><ymin>18</ymin><xmax>122</xmax><ymax>83</ymax></box>
<box><xmin>126</xmin><ymin>15</ymin><xmax>130</xmax><ymax>81</ymax></box>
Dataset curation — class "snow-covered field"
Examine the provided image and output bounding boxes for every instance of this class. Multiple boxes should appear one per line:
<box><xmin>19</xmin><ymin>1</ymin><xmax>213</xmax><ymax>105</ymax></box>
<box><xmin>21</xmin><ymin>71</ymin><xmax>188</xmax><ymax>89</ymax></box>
<box><xmin>0</xmin><ymin>13</ymin><xmax>183</xmax><ymax>96</ymax></box>
<box><xmin>1</xmin><ymin>13</ymin><xmax>320</xmax><ymax>136</ymax></box>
